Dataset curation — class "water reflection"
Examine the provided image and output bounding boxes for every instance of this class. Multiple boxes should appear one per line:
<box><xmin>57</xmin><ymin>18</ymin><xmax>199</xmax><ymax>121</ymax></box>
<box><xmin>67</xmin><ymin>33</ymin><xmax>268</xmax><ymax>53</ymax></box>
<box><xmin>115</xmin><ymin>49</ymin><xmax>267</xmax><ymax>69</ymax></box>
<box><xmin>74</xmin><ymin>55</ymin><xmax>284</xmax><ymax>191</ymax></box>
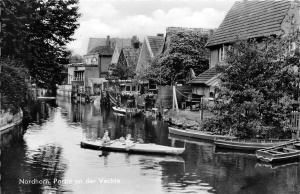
<box><xmin>1</xmin><ymin>102</ymin><xmax>68</xmax><ymax>193</ymax></box>
<box><xmin>2</xmin><ymin>97</ymin><xmax>300</xmax><ymax>194</ymax></box>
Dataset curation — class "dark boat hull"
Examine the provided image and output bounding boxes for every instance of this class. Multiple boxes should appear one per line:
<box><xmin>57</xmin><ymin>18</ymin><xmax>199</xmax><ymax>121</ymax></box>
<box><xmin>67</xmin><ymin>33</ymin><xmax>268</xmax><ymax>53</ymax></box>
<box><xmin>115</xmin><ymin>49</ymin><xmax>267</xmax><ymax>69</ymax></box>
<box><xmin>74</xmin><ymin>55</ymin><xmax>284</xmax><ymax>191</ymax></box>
<box><xmin>214</xmin><ymin>140</ymin><xmax>287</xmax><ymax>151</ymax></box>
<box><xmin>168</xmin><ymin>127</ymin><xmax>236</xmax><ymax>142</ymax></box>
<box><xmin>256</xmin><ymin>140</ymin><xmax>300</xmax><ymax>163</ymax></box>
<box><xmin>80</xmin><ymin>141</ymin><xmax>102</xmax><ymax>150</ymax></box>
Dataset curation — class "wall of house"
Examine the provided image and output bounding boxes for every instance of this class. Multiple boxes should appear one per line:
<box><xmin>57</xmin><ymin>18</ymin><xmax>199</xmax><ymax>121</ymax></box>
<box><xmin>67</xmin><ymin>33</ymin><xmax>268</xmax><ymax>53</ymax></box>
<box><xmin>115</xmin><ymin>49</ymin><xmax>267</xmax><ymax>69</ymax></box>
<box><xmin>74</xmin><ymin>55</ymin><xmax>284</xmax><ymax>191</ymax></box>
<box><xmin>281</xmin><ymin>1</ymin><xmax>300</xmax><ymax>37</ymax></box>
<box><xmin>209</xmin><ymin>48</ymin><xmax>219</xmax><ymax>68</ymax></box>
<box><xmin>192</xmin><ymin>86</ymin><xmax>215</xmax><ymax>98</ymax></box>
<box><xmin>67</xmin><ymin>66</ymin><xmax>75</xmax><ymax>84</ymax></box>
<box><xmin>100</xmin><ymin>56</ymin><xmax>112</xmax><ymax>77</ymax></box>
<box><xmin>84</xmin><ymin>54</ymin><xmax>99</xmax><ymax>65</ymax></box>
<box><xmin>84</xmin><ymin>66</ymin><xmax>99</xmax><ymax>87</ymax></box>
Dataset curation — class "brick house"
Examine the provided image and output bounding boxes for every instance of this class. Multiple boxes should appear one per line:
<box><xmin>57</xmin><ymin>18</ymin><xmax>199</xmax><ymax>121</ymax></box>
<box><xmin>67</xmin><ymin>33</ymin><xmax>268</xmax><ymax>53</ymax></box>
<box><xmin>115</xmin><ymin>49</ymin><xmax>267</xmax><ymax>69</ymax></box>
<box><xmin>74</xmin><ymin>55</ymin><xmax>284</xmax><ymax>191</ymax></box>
<box><xmin>190</xmin><ymin>0</ymin><xmax>300</xmax><ymax>99</ymax></box>
<box><xmin>84</xmin><ymin>36</ymin><xmax>114</xmax><ymax>78</ymax></box>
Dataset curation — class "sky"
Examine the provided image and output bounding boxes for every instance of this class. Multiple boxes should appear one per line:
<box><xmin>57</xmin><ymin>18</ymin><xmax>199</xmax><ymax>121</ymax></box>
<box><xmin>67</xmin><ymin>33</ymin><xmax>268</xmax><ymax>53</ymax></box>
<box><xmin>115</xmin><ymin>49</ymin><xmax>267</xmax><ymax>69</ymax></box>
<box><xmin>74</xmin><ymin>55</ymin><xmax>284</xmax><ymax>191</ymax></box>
<box><xmin>67</xmin><ymin>0</ymin><xmax>237</xmax><ymax>55</ymax></box>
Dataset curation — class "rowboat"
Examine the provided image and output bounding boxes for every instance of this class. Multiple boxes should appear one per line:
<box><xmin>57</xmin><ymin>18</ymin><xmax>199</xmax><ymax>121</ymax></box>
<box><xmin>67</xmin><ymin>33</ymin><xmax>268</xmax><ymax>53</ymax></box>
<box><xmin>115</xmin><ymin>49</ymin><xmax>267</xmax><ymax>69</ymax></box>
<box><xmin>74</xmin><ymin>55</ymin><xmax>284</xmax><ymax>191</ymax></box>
<box><xmin>168</xmin><ymin>134</ymin><xmax>212</xmax><ymax>147</ymax></box>
<box><xmin>112</xmin><ymin>106</ymin><xmax>126</xmax><ymax>114</ymax></box>
<box><xmin>112</xmin><ymin>106</ymin><xmax>143</xmax><ymax>117</ymax></box>
<box><xmin>256</xmin><ymin>140</ymin><xmax>300</xmax><ymax>163</ymax></box>
<box><xmin>168</xmin><ymin>127</ymin><xmax>236</xmax><ymax>142</ymax></box>
<box><xmin>214</xmin><ymin>138</ymin><xmax>290</xmax><ymax>151</ymax></box>
<box><xmin>80</xmin><ymin>140</ymin><xmax>185</xmax><ymax>155</ymax></box>
<box><xmin>37</xmin><ymin>96</ymin><xmax>56</xmax><ymax>100</ymax></box>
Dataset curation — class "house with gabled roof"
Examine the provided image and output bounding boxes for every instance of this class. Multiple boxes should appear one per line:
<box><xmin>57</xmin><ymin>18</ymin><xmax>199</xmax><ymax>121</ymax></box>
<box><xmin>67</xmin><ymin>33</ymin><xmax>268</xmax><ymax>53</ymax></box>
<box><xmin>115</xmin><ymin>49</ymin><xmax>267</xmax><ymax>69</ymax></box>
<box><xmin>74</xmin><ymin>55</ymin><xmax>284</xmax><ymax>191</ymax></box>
<box><xmin>135</xmin><ymin>34</ymin><xmax>165</xmax><ymax>81</ymax></box>
<box><xmin>110</xmin><ymin>38</ymin><xmax>133</xmax><ymax>65</ymax></box>
<box><xmin>190</xmin><ymin>0</ymin><xmax>300</xmax><ymax>99</ymax></box>
<box><xmin>84</xmin><ymin>36</ymin><xmax>114</xmax><ymax>78</ymax></box>
<box><xmin>87</xmin><ymin>38</ymin><xmax>107</xmax><ymax>54</ymax></box>
<box><xmin>116</xmin><ymin>46</ymin><xmax>141</xmax><ymax>80</ymax></box>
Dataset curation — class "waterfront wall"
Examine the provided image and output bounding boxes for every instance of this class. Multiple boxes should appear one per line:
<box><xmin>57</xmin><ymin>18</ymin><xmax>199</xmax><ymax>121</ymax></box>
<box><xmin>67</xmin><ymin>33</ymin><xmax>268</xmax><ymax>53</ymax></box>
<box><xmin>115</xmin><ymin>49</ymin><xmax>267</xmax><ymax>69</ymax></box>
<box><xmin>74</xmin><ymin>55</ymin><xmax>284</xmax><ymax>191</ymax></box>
<box><xmin>0</xmin><ymin>110</ymin><xmax>23</xmax><ymax>147</ymax></box>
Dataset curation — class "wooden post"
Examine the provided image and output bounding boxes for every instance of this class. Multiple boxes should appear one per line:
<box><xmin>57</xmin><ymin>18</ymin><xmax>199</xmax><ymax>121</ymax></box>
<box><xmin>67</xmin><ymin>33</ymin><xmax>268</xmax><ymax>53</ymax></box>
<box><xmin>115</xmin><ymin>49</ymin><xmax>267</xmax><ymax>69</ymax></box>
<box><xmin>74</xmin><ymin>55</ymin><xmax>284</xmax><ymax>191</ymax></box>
<box><xmin>200</xmin><ymin>97</ymin><xmax>203</xmax><ymax>122</ymax></box>
<box><xmin>297</xmin><ymin>112</ymin><xmax>300</xmax><ymax>139</ymax></box>
<box><xmin>171</xmin><ymin>138</ymin><xmax>175</xmax><ymax>147</ymax></box>
<box><xmin>172</xmin><ymin>85</ymin><xmax>179</xmax><ymax>112</ymax></box>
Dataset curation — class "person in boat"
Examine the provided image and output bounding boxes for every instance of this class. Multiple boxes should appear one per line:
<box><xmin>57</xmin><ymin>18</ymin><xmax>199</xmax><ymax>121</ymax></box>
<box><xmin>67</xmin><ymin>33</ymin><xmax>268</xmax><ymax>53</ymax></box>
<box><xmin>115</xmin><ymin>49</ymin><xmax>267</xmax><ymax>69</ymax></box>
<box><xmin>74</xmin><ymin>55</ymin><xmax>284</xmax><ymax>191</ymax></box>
<box><xmin>136</xmin><ymin>138</ymin><xmax>144</xmax><ymax>144</ymax></box>
<box><xmin>102</xmin><ymin>130</ymin><xmax>111</xmax><ymax>144</ymax></box>
<box><xmin>119</xmin><ymin>136</ymin><xmax>125</xmax><ymax>143</ymax></box>
<box><xmin>125</xmin><ymin>134</ymin><xmax>134</xmax><ymax>147</ymax></box>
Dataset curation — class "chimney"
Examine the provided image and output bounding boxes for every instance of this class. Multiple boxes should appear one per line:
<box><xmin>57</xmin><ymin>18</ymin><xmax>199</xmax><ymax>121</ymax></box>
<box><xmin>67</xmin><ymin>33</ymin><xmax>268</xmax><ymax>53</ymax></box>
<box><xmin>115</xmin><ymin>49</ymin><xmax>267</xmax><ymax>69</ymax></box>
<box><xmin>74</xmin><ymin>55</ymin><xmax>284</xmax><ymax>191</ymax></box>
<box><xmin>106</xmin><ymin>35</ymin><xmax>111</xmax><ymax>47</ymax></box>
<box><xmin>157</xmin><ymin>33</ymin><xmax>164</xmax><ymax>37</ymax></box>
<box><xmin>131</xmin><ymin>35</ymin><xmax>140</xmax><ymax>49</ymax></box>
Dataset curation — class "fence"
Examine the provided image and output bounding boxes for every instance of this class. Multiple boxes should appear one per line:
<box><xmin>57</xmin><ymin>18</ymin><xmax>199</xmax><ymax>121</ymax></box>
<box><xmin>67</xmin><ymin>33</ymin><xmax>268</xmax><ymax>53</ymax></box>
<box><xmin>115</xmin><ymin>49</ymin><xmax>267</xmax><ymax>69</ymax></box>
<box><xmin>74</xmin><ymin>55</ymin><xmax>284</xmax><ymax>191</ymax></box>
<box><xmin>157</xmin><ymin>85</ymin><xmax>192</xmax><ymax>109</ymax></box>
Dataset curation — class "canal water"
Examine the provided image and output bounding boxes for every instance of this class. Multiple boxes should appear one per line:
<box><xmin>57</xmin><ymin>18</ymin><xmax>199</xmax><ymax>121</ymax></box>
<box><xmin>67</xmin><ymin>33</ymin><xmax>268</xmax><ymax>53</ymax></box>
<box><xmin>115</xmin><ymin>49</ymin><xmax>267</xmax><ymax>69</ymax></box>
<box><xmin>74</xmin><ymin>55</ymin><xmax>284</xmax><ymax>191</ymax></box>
<box><xmin>1</xmin><ymin>97</ymin><xmax>300</xmax><ymax>194</ymax></box>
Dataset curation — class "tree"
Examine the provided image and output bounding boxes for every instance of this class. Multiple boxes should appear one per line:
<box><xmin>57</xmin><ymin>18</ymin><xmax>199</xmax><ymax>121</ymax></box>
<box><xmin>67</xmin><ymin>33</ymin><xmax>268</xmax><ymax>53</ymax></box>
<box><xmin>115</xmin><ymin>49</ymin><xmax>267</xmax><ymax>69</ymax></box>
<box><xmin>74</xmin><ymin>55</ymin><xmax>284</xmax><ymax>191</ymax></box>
<box><xmin>0</xmin><ymin>59</ymin><xmax>29</xmax><ymax>113</ymax></box>
<box><xmin>203</xmin><ymin>38</ymin><xmax>300</xmax><ymax>139</ymax></box>
<box><xmin>1</xmin><ymin>0</ymin><xmax>80</xmax><ymax>90</ymax></box>
<box><xmin>145</xmin><ymin>30</ymin><xmax>209</xmax><ymax>85</ymax></box>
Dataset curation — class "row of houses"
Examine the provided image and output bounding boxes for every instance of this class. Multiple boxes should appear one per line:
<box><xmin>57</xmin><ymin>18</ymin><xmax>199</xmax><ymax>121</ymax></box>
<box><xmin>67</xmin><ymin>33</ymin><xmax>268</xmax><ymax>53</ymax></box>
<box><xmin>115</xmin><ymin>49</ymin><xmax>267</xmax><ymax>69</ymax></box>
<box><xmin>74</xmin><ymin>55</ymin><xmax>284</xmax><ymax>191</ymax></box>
<box><xmin>59</xmin><ymin>0</ymin><xmax>300</xmax><ymax>107</ymax></box>
<box><xmin>60</xmin><ymin>27</ymin><xmax>212</xmax><ymax>99</ymax></box>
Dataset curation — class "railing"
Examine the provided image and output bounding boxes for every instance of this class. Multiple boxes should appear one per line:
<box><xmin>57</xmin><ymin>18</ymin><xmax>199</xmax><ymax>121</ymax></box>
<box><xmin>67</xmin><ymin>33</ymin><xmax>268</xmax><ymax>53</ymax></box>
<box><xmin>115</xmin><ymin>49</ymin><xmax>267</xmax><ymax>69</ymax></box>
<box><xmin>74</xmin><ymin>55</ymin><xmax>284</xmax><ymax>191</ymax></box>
<box><xmin>72</xmin><ymin>77</ymin><xmax>84</xmax><ymax>81</ymax></box>
<box><xmin>290</xmin><ymin>111</ymin><xmax>300</xmax><ymax>134</ymax></box>
<box><xmin>0</xmin><ymin>109</ymin><xmax>23</xmax><ymax>129</ymax></box>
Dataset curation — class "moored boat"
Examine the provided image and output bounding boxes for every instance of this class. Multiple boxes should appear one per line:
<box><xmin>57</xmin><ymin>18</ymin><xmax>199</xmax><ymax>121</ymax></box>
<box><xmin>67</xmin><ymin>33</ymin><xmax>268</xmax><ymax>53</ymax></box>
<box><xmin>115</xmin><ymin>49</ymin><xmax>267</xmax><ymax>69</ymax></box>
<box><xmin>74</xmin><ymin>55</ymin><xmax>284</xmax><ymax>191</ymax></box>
<box><xmin>37</xmin><ymin>96</ymin><xmax>56</xmax><ymax>100</ymax></box>
<box><xmin>168</xmin><ymin>127</ymin><xmax>236</xmax><ymax>142</ymax></box>
<box><xmin>112</xmin><ymin>106</ymin><xmax>143</xmax><ymax>117</ymax></box>
<box><xmin>215</xmin><ymin>138</ymin><xmax>290</xmax><ymax>152</ymax></box>
<box><xmin>80</xmin><ymin>140</ymin><xmax>185</xmax><ymax>155</ymax></box>
<box><xmin>256</xmin><ymin>140</ymin><xmax>300</xmax><ymax>163</ymax></box>
<box><xmin>112</xmin><ymin>106</ymin><xmax>126</xmax><ymax>114</ymax></box>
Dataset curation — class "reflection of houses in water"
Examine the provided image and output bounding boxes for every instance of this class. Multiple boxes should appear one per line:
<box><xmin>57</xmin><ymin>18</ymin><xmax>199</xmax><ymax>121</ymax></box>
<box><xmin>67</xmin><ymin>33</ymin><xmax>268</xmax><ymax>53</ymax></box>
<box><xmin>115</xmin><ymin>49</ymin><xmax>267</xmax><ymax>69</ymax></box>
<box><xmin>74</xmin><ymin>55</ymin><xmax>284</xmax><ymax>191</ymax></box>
<box><xmin>1</xmin><ymin>142</ymin><xmax>67</xmax><ymax>193</ymax></box>
<box><xmin>54</xmin><ymin>97</ymin><xmax>170</xmax><ymax>145</ymax></box>
<box><xmin>29</xmin><ymin>101</ymin><xmax>54</xmax><ymax>125</ymax></box>
<box><xmin>29</xmin><ymin>145</ymin><xmax>67</xmax><ymax>189</ymax></box>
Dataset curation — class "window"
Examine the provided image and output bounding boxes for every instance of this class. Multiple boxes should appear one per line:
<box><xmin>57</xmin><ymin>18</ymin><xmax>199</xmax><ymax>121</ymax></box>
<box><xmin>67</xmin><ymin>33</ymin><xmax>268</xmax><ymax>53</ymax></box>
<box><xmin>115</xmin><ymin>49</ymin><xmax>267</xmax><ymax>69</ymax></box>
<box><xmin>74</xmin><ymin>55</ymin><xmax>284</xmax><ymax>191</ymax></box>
<box><xmin>74</xmin><ymin>71</ymin><xmax>84</xmax><ymax>81</ymax></box>
<box><xmin>219</xmin><ymin>45</ymin><xmax>226</xmax><ymax>62</ymax></box>
<box><xmin>132</xmin><ymin>86</ymin><xmax>136</xmax><ymax>91</ymax></box>
<box><xmin>289</xmin><ymin>42</ymin><xmax>297</xmax><ymax>56</ymax></box>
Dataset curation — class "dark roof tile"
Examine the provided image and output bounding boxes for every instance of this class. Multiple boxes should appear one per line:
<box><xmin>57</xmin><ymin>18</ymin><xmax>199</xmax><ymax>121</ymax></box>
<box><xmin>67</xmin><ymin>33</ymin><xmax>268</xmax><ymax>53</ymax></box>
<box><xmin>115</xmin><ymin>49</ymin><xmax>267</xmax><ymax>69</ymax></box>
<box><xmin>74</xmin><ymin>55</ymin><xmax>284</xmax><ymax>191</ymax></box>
<box><xmin>87</xmin><ymin>46</ymin><xmax>114</xmax><ymax>55</ymax></box>
<box><xmin>190</xmin><ymin>67</ymin><xmax>218</xmax><ymax>85</ymax></box>
<box><xmin>122</xmin><ymin>47</ymin><xmax>141</xmax><ymax>68</ymax></box>
<box><xmin>147</xmin><ymin>36</ymin><xmax>165</xmax><ymax>57</ymax></box>
<box><xmin>206</xmin><ymin>0</ymin><xmax>292</xmax><ymax>47</ymax></box>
